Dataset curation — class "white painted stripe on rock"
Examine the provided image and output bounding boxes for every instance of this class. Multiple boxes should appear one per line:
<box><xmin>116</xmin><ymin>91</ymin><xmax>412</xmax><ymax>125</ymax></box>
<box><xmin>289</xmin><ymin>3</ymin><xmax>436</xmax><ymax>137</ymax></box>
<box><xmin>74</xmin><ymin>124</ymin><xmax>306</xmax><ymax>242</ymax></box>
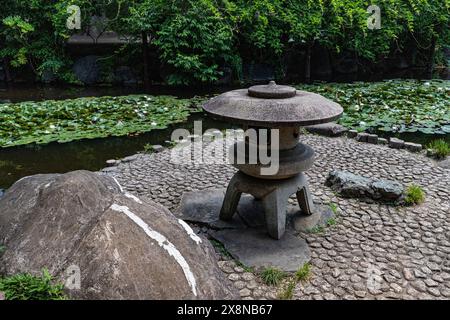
<box><xmin>178</xmin><ymin>219</ymin><xmax>202</xmax><ymax>245</ymax></box>
<box><xmin>110</xmin><ymin>204</ymin><xmax>197</xmax><ymax>296</ymax></box>
<box><xmin>125</xmin><ymin>193</ymin><xmax>143</xmax><ymax>204</ymax></box>
<box><xmin>112</xmin><ymin>176</ymin><xmax>124</xmax><ymax>193</ymax></box>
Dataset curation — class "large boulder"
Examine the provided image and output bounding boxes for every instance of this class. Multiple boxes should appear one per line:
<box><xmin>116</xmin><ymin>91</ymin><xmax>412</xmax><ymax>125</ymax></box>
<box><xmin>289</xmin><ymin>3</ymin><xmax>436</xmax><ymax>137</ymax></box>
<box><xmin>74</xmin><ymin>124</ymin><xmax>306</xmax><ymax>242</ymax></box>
<box><xmin>0</xmin><ymin>170</ymin><xmax>237</xmax><ymax>300</ymax></box>
<box><xmin>325</xmin><ymin>170</ymin><xmax>404</xmax><ymax>202</ymax></box>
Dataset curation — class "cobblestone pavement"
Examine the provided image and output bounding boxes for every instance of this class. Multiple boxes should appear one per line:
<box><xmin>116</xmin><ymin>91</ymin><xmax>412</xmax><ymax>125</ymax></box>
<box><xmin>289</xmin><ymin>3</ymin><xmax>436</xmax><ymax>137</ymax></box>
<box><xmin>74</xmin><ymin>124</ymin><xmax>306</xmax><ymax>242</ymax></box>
<box><xmin>104</xmin><ymin>134</ymin><xmax>450</xmax><ymax>300</ymax></box>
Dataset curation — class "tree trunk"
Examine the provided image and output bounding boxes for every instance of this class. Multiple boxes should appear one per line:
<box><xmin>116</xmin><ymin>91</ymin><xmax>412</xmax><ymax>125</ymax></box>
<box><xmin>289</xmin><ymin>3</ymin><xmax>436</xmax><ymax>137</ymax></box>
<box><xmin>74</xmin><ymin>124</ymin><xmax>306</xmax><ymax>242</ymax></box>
<box><xmin>426</xmin><ymin>37</ymin><xmax>437</xmax><ymax>79</ymax></box>
<box><xmin>304</xmin><ymin>44</ymin><xmax>312</xmax><ymax>83</ymax></box>
<box><xmin>4</xmin><ymin>58</ymin><xmax>12</xmax><ymax>83</ymax></box>
<box><xmin>142</xmin><ymin>31</ymin><xmax>150</xmax><ymax>90</ymax></box>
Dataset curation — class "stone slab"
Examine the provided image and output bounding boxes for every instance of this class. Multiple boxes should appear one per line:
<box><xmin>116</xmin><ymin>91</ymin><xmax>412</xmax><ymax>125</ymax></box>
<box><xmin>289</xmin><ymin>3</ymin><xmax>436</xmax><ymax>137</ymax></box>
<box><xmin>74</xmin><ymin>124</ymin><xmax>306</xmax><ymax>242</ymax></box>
<box><xmin>209</xmin><ymin>228</ymin><xmax>311</xmax><ymax>272</ymax></box>
<box><xmin>174</xmin><ymin>189</ymin><xmax>247</xmax><ymax>229</ymax></box>
<box><xmin>176</xmin><ymin>188</ymin><xmax>334</xmax><ymax>271</ymax></box>
<box><xmin>389</xmin><ymin>138</ymin><xmax>405</xmax><ymax>149</ymax></box>
<box><xmin>356</xmin><ymin>133</ymin><xmax>369</xmax><ymax>142</ymax></box>
<box><xmin>367</xmin><ymin>134</ymin><xmax>378</xmax><ymax>144</ymax></box>
<box><xmin>404</xmin><ymin>142</ymin><xmax>422</xmax><ymax>152</ymax></box>
<box><xmin>291</xmin><ymin>204</ymin><xmax>335</xmax><ymax>232</ymax></box>
<box><xmin>304</xmin><ymin>123</ymin><xmax>348</xmax><ymax>137</ymax></box>
<box><xmin>176</xmin><ymin>188</ymin><xmax>333</xmax><ymax>231</ymax></box>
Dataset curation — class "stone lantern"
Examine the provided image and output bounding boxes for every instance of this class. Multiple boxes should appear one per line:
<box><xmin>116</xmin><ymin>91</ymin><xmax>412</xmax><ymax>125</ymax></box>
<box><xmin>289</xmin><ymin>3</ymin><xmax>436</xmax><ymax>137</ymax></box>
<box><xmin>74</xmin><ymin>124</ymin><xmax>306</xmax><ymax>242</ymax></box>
<box><xmin>203</xmin><ymin>81</ymin><xmax>343</xmax><ymax>239</ymax></box>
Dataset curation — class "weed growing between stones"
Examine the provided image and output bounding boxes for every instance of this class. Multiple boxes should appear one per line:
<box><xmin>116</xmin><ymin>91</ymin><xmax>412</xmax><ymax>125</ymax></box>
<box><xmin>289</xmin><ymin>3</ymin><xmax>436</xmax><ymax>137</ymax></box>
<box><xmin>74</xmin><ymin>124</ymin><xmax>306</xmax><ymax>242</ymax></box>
<box><xmin>295</xmin><ymin>263</ymin><xmax>312</xmax><ymax>282</ymax></box>
<box><xmin>210</xmin><ymin>239</ymin><xmax>233</xmax><ymax>259</ymax></box>
<box><xmin>328</xmin><ymin>202</ymin><xmax>338</xmax><ymax>214</ymax></box>
<box><xmin>0</xmin><ymin>269</ymin><xmax>66</xmax><ymax>300</ymax></box>
<box><xmin>260</xmin><ymin>267</ymin><xmax>287</xmax><ymax>286</ymax></box>
<box><xmin>276</xmin><ymin>263</ymin><xmax>313</xmax><ymax>300</ymax></box>
<box><xmin>404</xmin><ymin>184</ymin><xmax>426</xmax><ymax>205</ymax></box>
<box><xmin>277</xmin><ymin>280</ymin><xmax>296</xmax><ymax>300</ymax></box>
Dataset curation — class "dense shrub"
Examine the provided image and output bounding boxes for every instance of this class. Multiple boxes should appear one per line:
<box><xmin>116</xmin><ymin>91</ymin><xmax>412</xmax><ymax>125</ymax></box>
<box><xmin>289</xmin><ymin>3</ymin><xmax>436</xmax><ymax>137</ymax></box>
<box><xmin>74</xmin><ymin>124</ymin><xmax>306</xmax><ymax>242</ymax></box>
<box><xmin>0</xmin><ymin>0</ymin><xmax>448</xmax><ymax>84</ymax></box>
<box><xmin>0</xmin><ymin>269</ymin><xmax>66</xmax><ymax>300</ymax></box>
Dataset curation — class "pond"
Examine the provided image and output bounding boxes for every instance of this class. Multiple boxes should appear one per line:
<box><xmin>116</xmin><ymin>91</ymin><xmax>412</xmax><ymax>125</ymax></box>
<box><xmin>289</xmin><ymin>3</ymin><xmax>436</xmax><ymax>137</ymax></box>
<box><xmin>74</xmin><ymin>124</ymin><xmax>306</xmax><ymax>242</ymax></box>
<box><xmin>0</xmin><ymin>113</ymin><xmax>233</xmax><ymax>190</ymax></box>
<box><xmin>0</xmin><ymin>82</ymin><xmax>448</xmax><ymax>192</ymax></box>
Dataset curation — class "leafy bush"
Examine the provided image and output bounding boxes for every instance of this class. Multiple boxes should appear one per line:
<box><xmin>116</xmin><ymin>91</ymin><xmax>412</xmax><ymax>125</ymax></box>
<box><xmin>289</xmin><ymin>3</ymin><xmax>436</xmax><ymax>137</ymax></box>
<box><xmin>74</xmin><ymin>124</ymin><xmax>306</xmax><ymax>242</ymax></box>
<box><xmin>0</xmin><ymin>269</ymin><xmax>66</xmax><ymax>300</ymax></box>
<box><xmin>404</xmin><ymin>184</ymin><xmax>426</xmax><ymax>205</ymax></box>
<box><xmin>0</xmin><ymin>0</ymin><xmax>448</xmax><ymax>84</ymax></box>
<box><xmin>427</xmin><ymin>139</ymin><xmax>450</xmax><ymax>159</ymax></box>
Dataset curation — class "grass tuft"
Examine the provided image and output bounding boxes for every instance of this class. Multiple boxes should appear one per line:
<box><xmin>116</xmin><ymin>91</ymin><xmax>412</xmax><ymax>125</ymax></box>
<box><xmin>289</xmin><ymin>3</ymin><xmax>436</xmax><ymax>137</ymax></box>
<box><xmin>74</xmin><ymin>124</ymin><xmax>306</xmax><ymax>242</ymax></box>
<box><xmin>404</xmin><ymin>184</ymin><xmax>425</xmax><ymax>205</ymax></box>
<box><xmin>277</xmin><ymin>280</ymin><xmax>296</xmax><ymax>300</ymax></box>
<box><xmin>260</xmin><ymin>267</ymin><xmax>287</xmax><ymax>286</ymax></box>
<box><xmin>295</xmin><ymin>263</ymin><xmax>312</xmax><ymax>282</ymax></box>
<box><xmin>427</xmin><ymin>139</ymin><xmax>450</xmax><ymax>159</ymax></box>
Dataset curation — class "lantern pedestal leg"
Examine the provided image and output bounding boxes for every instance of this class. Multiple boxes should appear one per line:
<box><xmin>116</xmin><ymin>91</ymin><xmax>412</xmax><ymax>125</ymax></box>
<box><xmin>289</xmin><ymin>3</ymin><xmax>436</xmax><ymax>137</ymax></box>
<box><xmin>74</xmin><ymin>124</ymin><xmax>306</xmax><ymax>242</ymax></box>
<box><xmin>219</xmin><ymin>171</ymin><xmax>315</xmax><ymax>239</ymax></box>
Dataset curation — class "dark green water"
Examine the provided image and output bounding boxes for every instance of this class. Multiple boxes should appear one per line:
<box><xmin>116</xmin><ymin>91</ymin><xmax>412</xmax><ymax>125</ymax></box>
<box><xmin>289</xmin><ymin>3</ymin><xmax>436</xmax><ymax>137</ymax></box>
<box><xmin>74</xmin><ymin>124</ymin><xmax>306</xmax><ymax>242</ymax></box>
<box><xmin>0</xmin><ymin>113</ymin><xmax>233</xmax><ymax>190</ymax></box>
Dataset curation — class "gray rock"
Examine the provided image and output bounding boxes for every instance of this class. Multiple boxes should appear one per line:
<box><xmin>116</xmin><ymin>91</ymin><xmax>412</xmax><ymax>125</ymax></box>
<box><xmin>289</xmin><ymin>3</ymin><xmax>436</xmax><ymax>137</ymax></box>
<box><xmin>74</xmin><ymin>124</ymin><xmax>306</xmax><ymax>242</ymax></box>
<box><xmin>347</xmin><ymin>130</ymin><xmax>358</xmax><ymax>138</ymax></box>
<box><xmin>121</xmin><ymin>155</ymin><xmax>138</xmax><ymax>163</ymax></box>
<box><xmin>41</xmin><ymin>68</ymin><xmax>57</xmax><ymax>84</ymax></box>
<box><xmin>371</xmin><ymin>180</ymin><xmax>404</xmax><ymax>201</ymax></box>
<box><xmin>114</xmin><ymin>66</ymin><xmax>137</xmax><ymax>85</ymax></box>
<box><xmin>73</xmin><ymin>55</ymin><xmax>100</xmax><ymax>85</ymax></box>
<box><xmin>210</xmin><ymin>228</ymin><xmax>310</xmax><ymax>272</ymax></box>
<box><xmin>325</xmin><ymin>170</ymin><xmax>404</xmax><ymax>202</ymax></box>
<box><xmin>389</xmin><ymin>138</ymin><xmax>405</xmax><ymax>149</ymax></box>
<box><xmin>106</xmin><ymin>159</ymin><xmax>117</xmax><ymax>167</ymax></box>
<box><xmin>325</xmin><ymin>171</ymin><xmax>373</xmax><ymax>198</ymax></box>
<box><xmin>0</xmin><ymin>171</ymin><xmax>238</xmax><ymax>300</ymax></box>
<box><xmin>152</xmin><ymin>145</ymin><xmax>164</xmax><ymax>153</ymax></box>
<box><xmin>174</xmin><ymin>189</ymin><xmax>247</xmax><ymax>229</ymax></box>
<box><xmin>367</xmin><ymin>134</ymin><xmax>378</xmax><ymax>144</ymax></box>
<box><xmin>356</xmin><ymin>133</ymin><xmax>369</xmax><ymax>142</ymax></box>
<box><xmin>404</xmin><ymin>142</ymin><xmax>422</xmax><ymax>152</ymax></box>
<box><xmin>291</xmin><ymin>204</ymin><xmax>335</xmax><ymax>233</ymax></box>
<box><xmin>304</xmin><ymin>123</ymin><xmax>348</xmax><ymax>137</ymax></box>
<box><xmin>437</xmin><ymin>157</ymin><xmax>450</xmax><ymax>169</ymax></box>
<box><xmin>377</xmin><ymin>137</ymin><xmax>388</xmax><ymax>145</ymax></box>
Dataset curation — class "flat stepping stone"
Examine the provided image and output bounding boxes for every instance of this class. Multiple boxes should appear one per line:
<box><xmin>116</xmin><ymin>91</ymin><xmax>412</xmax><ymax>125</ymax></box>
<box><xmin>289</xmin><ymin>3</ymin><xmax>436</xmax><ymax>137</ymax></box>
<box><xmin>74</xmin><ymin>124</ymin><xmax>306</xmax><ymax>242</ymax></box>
<box><xmin>176</xmin><ymin>188</ymin><xmax>335</xmax><ymax>271</ymax></box>
<box><xmin>209</xmin><ymin>228</ymin><xmax>310</xmax><ymax>272</ymax></box>
<box><xmin>174</xmin><ymin>189</ymin><xmax>247</xmax><ymax>229</ymax></box>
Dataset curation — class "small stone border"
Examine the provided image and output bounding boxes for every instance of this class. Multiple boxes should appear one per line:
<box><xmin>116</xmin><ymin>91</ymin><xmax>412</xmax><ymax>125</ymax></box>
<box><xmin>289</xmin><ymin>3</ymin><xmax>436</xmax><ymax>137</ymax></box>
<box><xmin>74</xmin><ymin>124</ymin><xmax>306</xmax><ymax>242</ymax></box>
<box><xmin>347</xmin><ymin>130</ymin><xmax>432</xmax><ymax>156</ymax></box>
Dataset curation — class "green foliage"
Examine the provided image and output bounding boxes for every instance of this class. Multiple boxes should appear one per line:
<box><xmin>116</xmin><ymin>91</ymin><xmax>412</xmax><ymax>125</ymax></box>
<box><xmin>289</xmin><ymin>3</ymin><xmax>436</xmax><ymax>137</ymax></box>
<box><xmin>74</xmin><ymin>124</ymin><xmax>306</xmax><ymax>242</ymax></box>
<box><xmin>296</xmin><ymin>80</ymin><xmax>450</xmax><ymax>134</ymax></box>
<box><xmin>328</xmin><ymin>202</ymin><xmax>338</xmax><ymax>214</ymax></box>
<box><xmin>0</xmin><ymin>95</ymin><xmax>197</xmax><ymax>148</ymax></box>
<box><xmin>0</xmin><ymin>269</ymin><xmax>66</xmax><ymax>300</ymax></box>
<box><xmin>404</xmin><ymin>184</ymin><xmax>426</xmax><ymax>205</ymax></box>
<box><xmin>260</xmin><ymin>267</ymin><xmax>287</xmax><ymax>286</ymax></box>
<box><xmin>1</xmin><ymin>0</ymin><xmax>448</xmax><ymax>84</ymax></box>
<box><xmin>295</xmin><ymin>263</ymin><xmax>311</xmax><ymax>282</ymax></box>
<box><xmin>427</xmin><ymin>139</ymin><xmax>450</xmax><ymax>158</ymax></box>
<box><xmin>210</xmin><ymin>239</ymin><xmax>232</xmax><ymax>259</ymax></box>
<box><xmin>143</xmin><ymin>143</ymin><xmax>153</xmax><ymax>154</ymax></box>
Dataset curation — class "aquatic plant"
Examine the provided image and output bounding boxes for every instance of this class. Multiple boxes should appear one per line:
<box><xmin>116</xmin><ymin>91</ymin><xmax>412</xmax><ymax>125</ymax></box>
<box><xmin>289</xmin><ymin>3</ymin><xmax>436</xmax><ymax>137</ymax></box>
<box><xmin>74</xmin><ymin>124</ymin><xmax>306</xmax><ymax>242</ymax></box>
<box><xmin>296</xmin><ymin>80</ymin><xmax>450</xmax><ymax>135</ymax></box>
<box><xmin>0</xmin><ymin>95</ymin><xmax>205</xmax><ymax>148</ymax></box>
